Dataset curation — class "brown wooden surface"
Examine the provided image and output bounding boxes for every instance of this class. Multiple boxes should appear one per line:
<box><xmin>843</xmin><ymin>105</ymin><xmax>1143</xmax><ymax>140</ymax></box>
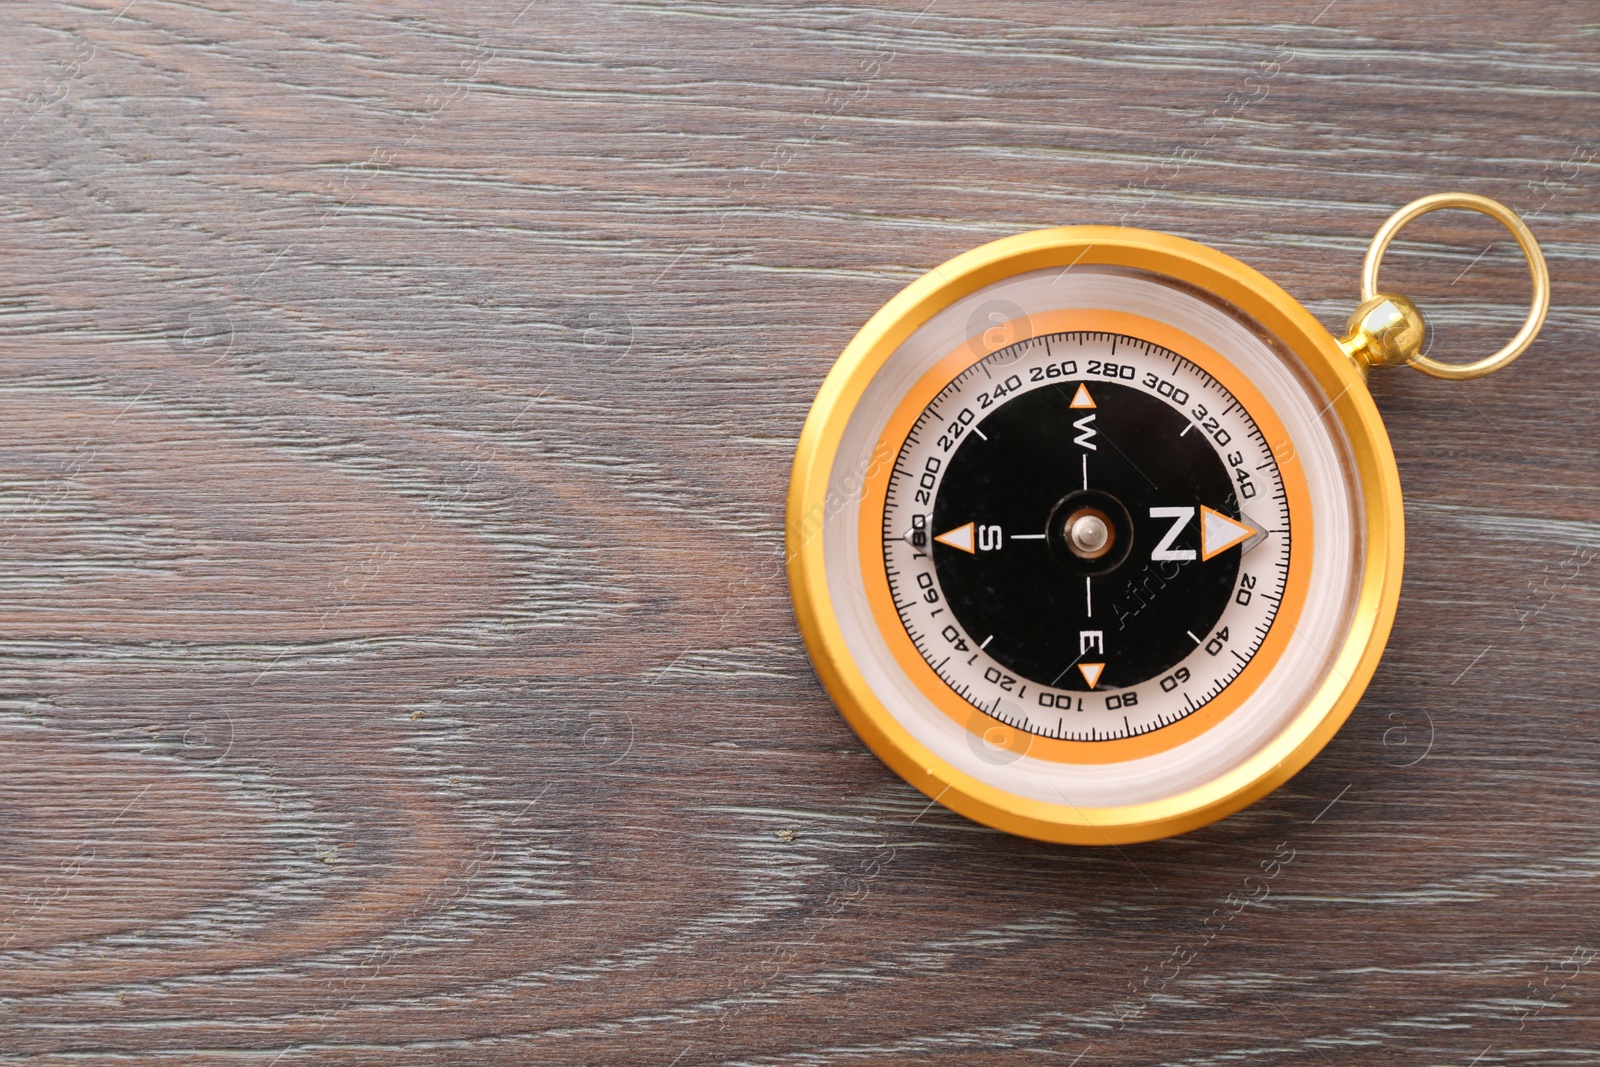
<box><xmin>2</xmin><ymin>1</ymin><xmax>1599</xmax><ymax>1063</ymax></box>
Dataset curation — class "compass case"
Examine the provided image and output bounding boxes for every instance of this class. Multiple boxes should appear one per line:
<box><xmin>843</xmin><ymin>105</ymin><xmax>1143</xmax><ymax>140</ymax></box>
<box><xmin>787</xmin><ymin>227</ymin><xmax>1403</xmax><ymax>844</ymax></box>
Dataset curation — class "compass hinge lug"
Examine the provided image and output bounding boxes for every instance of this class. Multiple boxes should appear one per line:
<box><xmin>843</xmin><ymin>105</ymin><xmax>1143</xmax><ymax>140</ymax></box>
<box><xmin>1338</xmin><ymin>293</ymin><xmax>1426</xmax><ymax>376</ymax></box>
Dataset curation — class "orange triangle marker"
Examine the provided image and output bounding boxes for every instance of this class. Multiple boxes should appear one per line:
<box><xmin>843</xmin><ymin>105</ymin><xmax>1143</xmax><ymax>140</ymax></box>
<box><xmin>1069</xmin><ymin>383</ymin><xmax>1095</xmax><ymax>408</ymax></box>
<box><xmin>1078</xmin><ymin>662</ymin><xmax>1105</xmax><ymax>689</ymax></box>
<box><xmin>1199</xmin><ymin>506</ymin><xmax>1258</xmax><ymax>561</ymax></box>
<box><xmin>934</xmin><ymin>521</ymin><xmax>976</xmax><ymax>554</ymax></box>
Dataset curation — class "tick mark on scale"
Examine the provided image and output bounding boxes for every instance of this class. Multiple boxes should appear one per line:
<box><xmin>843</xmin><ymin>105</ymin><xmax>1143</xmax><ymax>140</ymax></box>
<box><xmin>1187</xmin><ymin>630</ymin><xmax>1201</xmax><ymax>644</ymax></box>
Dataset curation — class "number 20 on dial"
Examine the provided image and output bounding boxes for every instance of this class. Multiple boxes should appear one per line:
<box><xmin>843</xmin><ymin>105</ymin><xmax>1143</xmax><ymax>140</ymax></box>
<box><xmin>788</xmin><ymin>198</ymin><xmax>1548</xmax><ymax>843</ymax></box>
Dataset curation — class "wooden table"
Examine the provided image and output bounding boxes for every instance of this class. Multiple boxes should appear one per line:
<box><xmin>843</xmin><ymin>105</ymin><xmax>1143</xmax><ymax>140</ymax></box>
<box><xmin>3</xmin><ymin>2</ymin><xmax>1598</xmax><ymax>1062</ymax></box>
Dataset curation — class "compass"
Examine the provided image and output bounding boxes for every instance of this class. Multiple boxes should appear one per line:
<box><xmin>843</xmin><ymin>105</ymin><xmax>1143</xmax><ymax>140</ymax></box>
<box><xmin>788</xmin><ymin>193</ymin><xmax>1549</xmax><ymax>844</ymax></box>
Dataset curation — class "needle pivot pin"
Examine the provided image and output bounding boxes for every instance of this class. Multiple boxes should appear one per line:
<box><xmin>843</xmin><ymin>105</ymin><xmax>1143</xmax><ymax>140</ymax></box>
<box><xmin>1066</xmin><ymin>508</ymin><xmax>1113</xmax><ymax>560</ymax></box>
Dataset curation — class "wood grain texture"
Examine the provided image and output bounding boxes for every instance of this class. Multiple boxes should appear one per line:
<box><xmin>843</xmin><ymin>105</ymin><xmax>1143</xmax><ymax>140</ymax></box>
<box><xmin>2</xmin><ymin>0</ymin><xmax>1599</xmax><ymax>1063</ymax></box>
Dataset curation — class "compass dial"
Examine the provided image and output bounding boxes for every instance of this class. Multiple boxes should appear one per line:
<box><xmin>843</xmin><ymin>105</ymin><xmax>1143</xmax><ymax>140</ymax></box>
<box><xmin>883</xmin><ymin>332</ymin><xmax>1290</xmax><ymax>744</ymax></box>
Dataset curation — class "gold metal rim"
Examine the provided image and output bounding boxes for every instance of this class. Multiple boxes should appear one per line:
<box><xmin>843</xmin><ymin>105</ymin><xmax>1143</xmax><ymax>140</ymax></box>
<box><xmin>786</xmin><ymin>226</ymin><xmax>1406</xmax><ymax>844</ymax></box>
<box><xmin>1361</xmin><ymin>192</ymin><xmax>1550</xmax><ymax>381</ymax></box>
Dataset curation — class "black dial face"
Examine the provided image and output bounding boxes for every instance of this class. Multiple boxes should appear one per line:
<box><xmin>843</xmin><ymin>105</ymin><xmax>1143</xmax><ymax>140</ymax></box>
<box><xmin>931</xmin><ymin>381</ymin><xmax>1238</xmax><ymax>690</ymax></box>
<box><xmin>882</xmin><ymin>331</ymin><xmax>1291</xmax><ymax>742</ymax></box>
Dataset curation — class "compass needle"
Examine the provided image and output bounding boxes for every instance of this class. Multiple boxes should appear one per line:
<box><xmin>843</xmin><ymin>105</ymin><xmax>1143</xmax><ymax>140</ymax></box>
<box><xmin>1199</xmin><ymin>506</ymin><xmax>1259</xmax><ymax>560</ymax></box>
<box><xmin>934</xmin><ymin>522</ymin><xmax>976</xmax><ymax>554</ymax></box>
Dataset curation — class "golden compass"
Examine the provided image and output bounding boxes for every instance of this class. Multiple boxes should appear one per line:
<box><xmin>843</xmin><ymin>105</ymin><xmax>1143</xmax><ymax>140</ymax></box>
<box><xmin>787</xmin><ymin>193</ymin><xmax>1549</xmax><ymax>844</ymax></box>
